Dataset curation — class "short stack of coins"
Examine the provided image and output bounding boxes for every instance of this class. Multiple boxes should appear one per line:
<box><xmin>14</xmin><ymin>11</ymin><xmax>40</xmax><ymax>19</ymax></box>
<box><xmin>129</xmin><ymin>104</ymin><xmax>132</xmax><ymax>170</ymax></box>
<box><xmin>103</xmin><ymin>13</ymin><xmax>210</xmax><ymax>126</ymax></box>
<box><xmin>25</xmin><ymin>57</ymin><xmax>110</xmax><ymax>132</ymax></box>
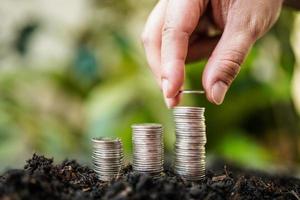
<box><xmin>91</xmin><ymin>138</ymin><xmax>124</xmax><ymax>181</ymax></box>
<box><xmin>173</xmin><ymin>106</ymin><xmax>207</xmax><ymax>181</ymax></box>
<box><xmin>132</xmin><ymin>123</ymin><xmax>164</xmax><ymax>177</ymax></box>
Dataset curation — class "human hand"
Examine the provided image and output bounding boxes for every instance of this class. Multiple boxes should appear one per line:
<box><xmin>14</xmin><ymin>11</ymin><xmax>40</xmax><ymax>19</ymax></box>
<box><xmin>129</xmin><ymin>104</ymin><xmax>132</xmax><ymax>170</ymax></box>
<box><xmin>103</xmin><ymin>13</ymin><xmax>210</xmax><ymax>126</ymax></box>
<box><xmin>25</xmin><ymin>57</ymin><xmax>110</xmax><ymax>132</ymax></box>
<box><xmin>142</xmin><ymin>0</ymin><xmax>283</xmax><ymax>108</ymax></box>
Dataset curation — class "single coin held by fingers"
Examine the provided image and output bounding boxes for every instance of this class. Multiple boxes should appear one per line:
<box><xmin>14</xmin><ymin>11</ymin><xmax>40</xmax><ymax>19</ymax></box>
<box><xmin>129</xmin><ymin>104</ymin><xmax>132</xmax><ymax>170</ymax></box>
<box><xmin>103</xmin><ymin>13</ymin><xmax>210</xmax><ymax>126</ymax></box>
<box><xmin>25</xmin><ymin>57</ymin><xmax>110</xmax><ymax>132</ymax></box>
<box><xmin>179</xmin><ymin>90</ymin><xmax>205</xmax><ymax>95</ymax></box>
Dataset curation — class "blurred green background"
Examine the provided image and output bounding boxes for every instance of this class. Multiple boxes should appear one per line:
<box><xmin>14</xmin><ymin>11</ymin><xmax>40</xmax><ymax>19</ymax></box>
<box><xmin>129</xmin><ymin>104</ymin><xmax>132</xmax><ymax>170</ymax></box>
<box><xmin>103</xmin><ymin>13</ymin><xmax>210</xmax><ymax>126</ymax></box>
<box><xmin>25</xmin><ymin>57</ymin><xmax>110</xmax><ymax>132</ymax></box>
<box><xmin>0</xmin><ymin>0</ymin><xmax>300</xmax><ymax>173</ymax></box>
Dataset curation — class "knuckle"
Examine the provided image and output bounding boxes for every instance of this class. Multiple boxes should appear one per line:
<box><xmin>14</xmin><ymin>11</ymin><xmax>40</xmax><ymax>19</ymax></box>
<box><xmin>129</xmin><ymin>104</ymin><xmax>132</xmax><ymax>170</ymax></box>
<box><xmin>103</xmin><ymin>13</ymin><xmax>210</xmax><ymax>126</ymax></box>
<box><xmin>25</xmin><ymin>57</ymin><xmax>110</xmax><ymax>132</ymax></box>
<box><xmin>217</xmin><ymin>51</ymin><xmax>242</xmax><ymax>85</ymax></box>
<box><xmin>247</xmin><ymin>24</ymin><xmax>261</xmax><ymax>40</ymax></box>
<box><xmin>162</xmin><ymin>25</ymin><xmax>189</xmax><ymax>39</ymax></box>
<box><xmin>246</xmin><ymin>19</ymin><xmax>268</xmax><ymax>40</ymax></box>
<box><xmin>162</xmin><ymin>26</ymin><xmax>176</xmax><ymax>36</ymax></box>
<box><xmin>240</xmin><ymin>15</ymin><xmax>261</xmax><ymax>40</ymax></box>
<box><xmin>230</xmin><ymin>15</ymin><xmax>265</xmax><ymax>41</ymax></box>
<box><xmin>243</xmin><ymin>13</ymin><xmax>273</xmax><ymax>40</ymax></box>
<box><xmin>229</xmin><ymin>1</ymin><xmax>281</xmax><ymax>41</ymax></box>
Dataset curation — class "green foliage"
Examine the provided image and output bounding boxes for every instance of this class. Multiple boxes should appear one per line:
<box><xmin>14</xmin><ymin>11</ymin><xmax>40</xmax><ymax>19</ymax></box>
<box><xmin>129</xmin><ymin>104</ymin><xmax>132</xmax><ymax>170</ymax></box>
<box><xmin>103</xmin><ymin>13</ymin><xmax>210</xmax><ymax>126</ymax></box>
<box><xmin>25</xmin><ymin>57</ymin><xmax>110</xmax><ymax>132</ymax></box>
<box><xmin>0</xmin><ymin>0</ymin><xmax>299</xmax><ymax>172</ymax></box>
<box><xmin>215</xmin><ymin>131</ymin><xmax>273</xmax><ymax>169</ymax></box>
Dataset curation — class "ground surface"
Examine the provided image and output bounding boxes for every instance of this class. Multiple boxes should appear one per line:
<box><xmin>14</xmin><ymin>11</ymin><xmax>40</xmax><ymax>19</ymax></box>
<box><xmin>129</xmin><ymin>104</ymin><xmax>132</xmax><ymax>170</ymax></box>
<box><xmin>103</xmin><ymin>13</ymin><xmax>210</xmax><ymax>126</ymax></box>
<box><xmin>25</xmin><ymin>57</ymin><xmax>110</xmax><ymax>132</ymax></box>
<box><xmin>0</xmin><ymin>154</ymin><xmax>300</xmax><ymax>200</ymax></box>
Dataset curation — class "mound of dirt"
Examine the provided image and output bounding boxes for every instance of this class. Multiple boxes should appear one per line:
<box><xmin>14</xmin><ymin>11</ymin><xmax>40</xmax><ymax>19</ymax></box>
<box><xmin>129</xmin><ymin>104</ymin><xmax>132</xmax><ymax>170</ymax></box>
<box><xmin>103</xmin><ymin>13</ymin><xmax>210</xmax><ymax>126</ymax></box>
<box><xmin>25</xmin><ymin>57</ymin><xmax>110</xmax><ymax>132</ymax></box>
<box><xmin>0</xmin><ymin>154</ymin><xmax>300</xmax><ymax>200</ymax></box>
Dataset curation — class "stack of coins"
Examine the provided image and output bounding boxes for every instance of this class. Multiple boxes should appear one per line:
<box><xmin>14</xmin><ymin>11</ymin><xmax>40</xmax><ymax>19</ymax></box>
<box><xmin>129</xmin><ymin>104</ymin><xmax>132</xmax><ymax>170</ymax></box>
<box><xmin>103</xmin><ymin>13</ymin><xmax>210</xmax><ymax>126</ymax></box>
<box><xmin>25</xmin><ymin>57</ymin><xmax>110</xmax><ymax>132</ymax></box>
<box><xmin>91</xmin><ymin>138</ymin><xmax>124</xmax><ymax>181</ymax></box>
<box><xmin>132</xmin><ymin>123</ymin><xmax>164</xmax><ymax>176</ymax></box>
<box><xmin>173</xmin><ymin>106</ymin><xmax>207</xmax><ymax>181</ymax></box>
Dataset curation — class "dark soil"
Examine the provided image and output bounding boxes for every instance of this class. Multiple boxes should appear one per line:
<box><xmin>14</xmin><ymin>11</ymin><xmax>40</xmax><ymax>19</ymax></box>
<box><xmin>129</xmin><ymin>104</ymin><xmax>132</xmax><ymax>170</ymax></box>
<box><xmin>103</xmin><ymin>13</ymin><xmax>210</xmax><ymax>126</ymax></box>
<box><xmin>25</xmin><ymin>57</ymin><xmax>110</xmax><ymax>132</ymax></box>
<box><xmin>1</xmin><ymin>154</ymin><xmax>300</xmax><ymax>200</ymax></box>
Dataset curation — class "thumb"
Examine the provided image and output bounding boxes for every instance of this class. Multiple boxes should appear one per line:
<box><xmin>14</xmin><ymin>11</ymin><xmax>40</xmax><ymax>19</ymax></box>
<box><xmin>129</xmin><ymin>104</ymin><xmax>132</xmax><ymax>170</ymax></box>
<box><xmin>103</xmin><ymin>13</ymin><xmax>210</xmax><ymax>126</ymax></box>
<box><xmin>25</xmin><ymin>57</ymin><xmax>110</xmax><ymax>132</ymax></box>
<box><xmin>202</xmin><ymin>27</ymin><xmax>257</xmax><ymax>105</ymax></box>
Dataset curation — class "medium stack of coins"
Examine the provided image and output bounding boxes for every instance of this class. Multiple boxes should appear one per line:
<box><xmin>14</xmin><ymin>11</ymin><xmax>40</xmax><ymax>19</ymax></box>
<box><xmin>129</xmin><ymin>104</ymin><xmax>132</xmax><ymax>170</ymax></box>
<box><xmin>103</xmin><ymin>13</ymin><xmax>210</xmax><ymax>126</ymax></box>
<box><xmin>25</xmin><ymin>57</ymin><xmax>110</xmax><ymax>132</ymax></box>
<box><xmin>173</xmin><ymin>106</ymin><xmax>206</xmax><ymax>181</ymax></box>
<box><xmin>91</xmin><ymin>138</ymin><xmax>124</xmax><ymax>181</ymax></box>
<box><xmin>132</xmin><ymin>123</ymin><xmax>164</xmax><ymax>176</ymax></box>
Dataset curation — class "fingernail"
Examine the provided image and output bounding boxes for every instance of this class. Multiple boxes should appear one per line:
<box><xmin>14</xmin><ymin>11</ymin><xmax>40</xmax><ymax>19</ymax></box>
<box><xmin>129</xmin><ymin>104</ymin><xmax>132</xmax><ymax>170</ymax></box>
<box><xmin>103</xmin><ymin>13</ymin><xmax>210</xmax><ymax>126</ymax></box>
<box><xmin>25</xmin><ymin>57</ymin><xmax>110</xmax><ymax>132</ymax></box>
<box><xmin>164</xmin><ymin>97</ymin><xmax>172</xmax><ymax>109</ymax></box>
<box><xmin>211</xmin><ymin>81</ymin><xmax>228</xmax><ymax>105</ymax></box>
<box><xmin>162</xmin><ymin>79</ymin><xmax>169</xmax><ymax>97</ymax></box>
<box><xmin>162</xmin><ymin>79</ymin><xmax>172</xmax><ymax>108</ymax></box>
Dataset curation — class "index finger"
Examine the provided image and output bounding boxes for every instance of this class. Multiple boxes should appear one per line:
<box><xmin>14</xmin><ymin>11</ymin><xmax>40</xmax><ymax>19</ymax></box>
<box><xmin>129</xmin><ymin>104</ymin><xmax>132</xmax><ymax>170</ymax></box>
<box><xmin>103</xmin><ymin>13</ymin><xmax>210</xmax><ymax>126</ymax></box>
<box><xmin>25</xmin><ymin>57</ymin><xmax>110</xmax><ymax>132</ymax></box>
<box><xmin>142</xmin><ymin>0</ymin><xmax>169</xmax><ymax>87</ymax></box>
<box><xmin>161</xmin><ymin>0</ymin><xmax>208</xmax><ymax>98</ymax></box>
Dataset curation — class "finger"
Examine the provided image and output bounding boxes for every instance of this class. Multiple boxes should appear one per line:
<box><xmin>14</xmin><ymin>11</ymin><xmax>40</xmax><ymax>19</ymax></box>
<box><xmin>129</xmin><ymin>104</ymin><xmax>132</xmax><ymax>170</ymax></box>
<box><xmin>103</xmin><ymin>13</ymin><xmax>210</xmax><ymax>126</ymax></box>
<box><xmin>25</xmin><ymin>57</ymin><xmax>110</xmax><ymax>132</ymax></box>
<box><xmin>164</xmin><ymin>94</ymin><xmax>181</xmax><ymax>109</ymax></box>
<box><xmin>186</xmin><ymin>35</ymin><xmax>220</xmax><ymax>62</ymax></box>
<box><xmin>141</xmin><ymin>0</ymin><xmax>168</xmax><ymax>86</ymax></box>
<box><xmin>161</xmin><ymin>0</ymin><xmax>208</xmax><ymax>99</ymax></box>
<box><xmin>202</xmin><ymin>26</ymin><xmax>257</xmax><ymax>105</ymax></box>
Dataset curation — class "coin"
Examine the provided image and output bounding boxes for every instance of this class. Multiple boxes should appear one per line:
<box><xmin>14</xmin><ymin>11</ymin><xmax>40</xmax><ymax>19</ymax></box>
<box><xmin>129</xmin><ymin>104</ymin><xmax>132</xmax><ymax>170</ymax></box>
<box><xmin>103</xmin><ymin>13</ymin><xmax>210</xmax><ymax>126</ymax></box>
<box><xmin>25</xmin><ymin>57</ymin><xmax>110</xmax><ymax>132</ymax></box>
<box><xmin>91</xmin><ymin>137</ymin><xmax>124</xmax><ymax>182</ymax></box>
<box><xmin>173</xmin><ymin>106</ymin><xmax>207</xmax><ymax>181</ymax></box>
<box><xmin>179</xmin><ymin>90</ymin><xmax>205</xmax><ymax>95</ymax></box>
<box><xmin>132</xmin><ymin>123</ymin><xmax>163</xmax><ymax>177</ymax></box>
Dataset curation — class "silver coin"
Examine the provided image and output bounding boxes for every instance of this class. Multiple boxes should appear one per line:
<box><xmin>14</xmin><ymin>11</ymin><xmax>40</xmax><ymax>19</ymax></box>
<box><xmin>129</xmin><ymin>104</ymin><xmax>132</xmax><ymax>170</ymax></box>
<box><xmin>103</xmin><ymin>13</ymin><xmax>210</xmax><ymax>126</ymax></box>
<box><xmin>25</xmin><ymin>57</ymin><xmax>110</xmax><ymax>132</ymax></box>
<box><xmin>175</xmin><ymin>139</ymin><xmax>206</xmax><ymax>143</ymax></box>
<box><xmin>133</xmin><ymin>166</ymin><xmax>163</xmax><ymax>170</ymax></box>
<box><xmin>176</xmin><ymin>174</ymin><xmax>205</xmax><ymax>181</ymax></box>
<box><xmin>176</xmin><ymin>170</ymin><xmax>205</xmax><ymax>174</ymax></box>
<box><xmin>175</xmin><ymin>140</ymin><xmax>206</xmax><ymax>145</ymax></box>
<box><xmin>173</xmin><ymin>106</ymin><xmax>207</xmax><ymax>181</ymax></box>
<box><xmin>175</xmin><ymin>161</ymin><xmax>206</xmax><ymax>166</ymax></box>
<box><xmin>175</xmin><ymin>165</ymin><xmax>205</xmax><ymax>169</ymax></box>
<box><xmin>179</xmin><ymin>90</ymin><xmax>205</xmax><ymax>95</ymax></box>
<box><xmin>133</xmin><ymin>167</ymin><xmax>163</xmax><ymax>172</ymax></box>
<box><xmin>175</xmin><ymin>153</ymin><xmax>206</xmax><ymax>158</ymax></box>
<box><xmin>132</xmin><ymin>123</ymin><xmax>162</xmax><ymax>129</ymax></box>
<box><xmin>133</xmin><ymin>160</ymin><xmax>163</xmax><ymax>165</ymax></box>
<box><xmin>175</xmin><ymin>131</ymin><xmax>206</xmax><ymax>136</ymax></box>
<box><xmin>92</xmin><ymin>154</ymin><xmax>123</xmax><ymax>159</ymax></box>
<box><xmin>175</xmin><ymin>170</ymin><xmax>205</xmax><ymax>175</ymax></box>
<box><xmin>175</xmin><ymin>121</ymin><xmax>206</xmax><ymax>126</ymax></box>
<box><xmin>132</xmin><ymin>166</ymin><xmax>163</xmax><ymax>171</ymax></box>
<box><xmin>132</xmin><ymin>123</ymin><xmax>164</xmax><ymax>177</ymax></box>
<box><xmin>92</xmin><ymin>152</ymin><xmax>123</xmax><ymax>157</ymax></box>
<box><xmin>175</xmin><ymin>134</ymin><xmax>206</xmax><ymax>138</ymax></box>
<box><xmin>91</xmin><ymin>137</ymin><xmax>124</xmax><ymax>181</ymax></box>
<box><xmin>174</xmin><ymin>146</ymin><xmax>206</xmax><ymax>151</ymax></box>
<box><xmin>92</xmin><ymin>158</ymin><xmax>123</xmax><ymax>164</ymax></box>
<box><xmin>173</xmin><ymin>107</ymin><xmax>205</xmax><ymax>112</ymax></box>
<box><xmin>92</xmin><ymin>159</ymin><xmax>123</xmax><ymax>165</ymax></box>
<box><xmin>132</xmin><ymin>141</ymin><xmax>162</xmax><ymax>145</ymax></box>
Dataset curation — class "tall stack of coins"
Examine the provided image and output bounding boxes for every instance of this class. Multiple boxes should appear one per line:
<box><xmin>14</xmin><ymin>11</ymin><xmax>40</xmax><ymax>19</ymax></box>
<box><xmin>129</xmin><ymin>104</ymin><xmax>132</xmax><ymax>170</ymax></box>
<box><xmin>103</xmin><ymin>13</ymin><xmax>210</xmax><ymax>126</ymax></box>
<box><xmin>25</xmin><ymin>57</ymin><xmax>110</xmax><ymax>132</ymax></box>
<box><xmin>132</xmin><ymin>123</ymin><xmax>163</xmax><ymax>176</ymax></box>
<box><xmin>91</xmin><ymin>138</ymin><xmax>124</xmax><ymax>181</ymax></box>
<box><xmin>173</xmin><ymin>106</ymin><xmax>206</xmax><ymax>181</ymax></box>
